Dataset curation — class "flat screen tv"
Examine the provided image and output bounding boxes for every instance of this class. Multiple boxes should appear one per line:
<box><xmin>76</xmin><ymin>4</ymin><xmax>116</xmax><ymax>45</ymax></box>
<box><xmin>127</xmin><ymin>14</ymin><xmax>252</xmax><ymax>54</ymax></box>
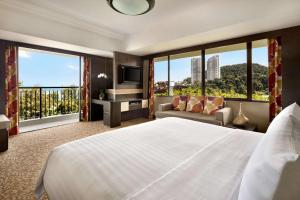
<box><xmin>119</xmin><ymin>65</ymin><xmax>142</xmax><ymax>84</ymax></box>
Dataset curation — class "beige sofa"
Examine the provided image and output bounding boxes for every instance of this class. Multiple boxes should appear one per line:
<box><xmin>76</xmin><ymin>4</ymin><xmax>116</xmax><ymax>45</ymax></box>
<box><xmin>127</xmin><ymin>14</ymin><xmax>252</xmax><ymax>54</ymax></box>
<box><xmin>156</xmin><ymin>103</ymin><xmax>233</xmax><ymax>126</ymax></box>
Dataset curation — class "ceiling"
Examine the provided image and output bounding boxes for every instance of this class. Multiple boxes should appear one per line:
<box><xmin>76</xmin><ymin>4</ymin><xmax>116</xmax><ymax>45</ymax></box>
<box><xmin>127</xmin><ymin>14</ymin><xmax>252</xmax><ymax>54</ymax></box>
<box><xmin>0</xmin><ymin>0</ymin><xmax>300</xmax><ymax>57</ymax></box>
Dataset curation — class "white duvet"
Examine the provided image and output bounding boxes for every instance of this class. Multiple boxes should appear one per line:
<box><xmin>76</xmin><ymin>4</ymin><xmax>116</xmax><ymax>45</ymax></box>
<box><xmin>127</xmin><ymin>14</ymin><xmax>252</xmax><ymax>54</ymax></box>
<box><xmin>36</xmin><ymin>117</ymin><xmax>262</xmax><ymax>200</ymax></box>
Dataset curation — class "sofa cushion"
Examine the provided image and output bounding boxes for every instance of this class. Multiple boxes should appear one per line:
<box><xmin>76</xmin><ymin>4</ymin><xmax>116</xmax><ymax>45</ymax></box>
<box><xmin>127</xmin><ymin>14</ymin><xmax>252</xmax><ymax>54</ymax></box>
<box><xmin>155</xmin><ymin>110</ymin><xmax>222</xmax><ymax>126</ymax></box>
<box><xmin>172</xmin><ymin>96</ymin><xmax>187</xmax><ymax>111</ymax></box>
<box><xmin>203</xmin><ymin>96</ymin><xmax>224</xmax><ymax>115</ymax></box>
<box><xmin>186</xmin><ymin>96</ymin><xmax>205</xmax><ymax>113</ymax></box>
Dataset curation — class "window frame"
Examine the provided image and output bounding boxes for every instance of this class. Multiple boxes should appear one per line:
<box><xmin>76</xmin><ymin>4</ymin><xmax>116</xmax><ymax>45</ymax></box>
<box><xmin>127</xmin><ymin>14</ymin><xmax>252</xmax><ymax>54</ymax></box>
<box><xmin>153</xmin><ymin>40</ymin><xmax>269</xmax><ymax>103</ymax></box>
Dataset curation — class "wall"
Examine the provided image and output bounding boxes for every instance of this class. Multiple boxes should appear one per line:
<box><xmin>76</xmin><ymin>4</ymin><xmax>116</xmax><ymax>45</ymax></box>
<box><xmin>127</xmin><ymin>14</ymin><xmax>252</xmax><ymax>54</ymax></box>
<box><xmin>282</xmin><ymin>28</ymin><xmax>300</xmax><ymax>107</ymax></box>
<box><xmin>90</xmin><ymin>56</ymin><xmax>113</xmax><ymax>99</ymax></box>
<box><xmin>110</xmin><ymin>51</ymin><xmax>144</xmax><ymax>100</ymax></box>
<box><xmin>225</xmin><ymin>101</ymin><xmax>269</xmax><ymax>132</ymax></box>
<box><xmin>154</xmin><ymin>96</ymin><xmax>269</xmax><ymax>132</ymax></box>
<box><xmin>0</xmin><ymin>41</ymin><xmax>8</xmax><ymax>114</ymax></box>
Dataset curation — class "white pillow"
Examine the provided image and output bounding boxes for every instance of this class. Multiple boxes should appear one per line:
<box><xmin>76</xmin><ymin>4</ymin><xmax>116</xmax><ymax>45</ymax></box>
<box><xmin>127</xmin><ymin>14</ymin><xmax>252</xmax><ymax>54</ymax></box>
<box><xmin>238</xmin><ymin>103</ymin><xmax>300</xmax><ymax>200</ymax></box>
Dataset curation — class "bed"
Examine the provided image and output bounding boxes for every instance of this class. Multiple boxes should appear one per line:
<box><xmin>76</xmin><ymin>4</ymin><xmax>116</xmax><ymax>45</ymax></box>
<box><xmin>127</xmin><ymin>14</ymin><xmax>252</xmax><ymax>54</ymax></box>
<box><xmin>35</xmin><ymin>117</ymin><xmax>262</xmax><ymax>200</ymax></box>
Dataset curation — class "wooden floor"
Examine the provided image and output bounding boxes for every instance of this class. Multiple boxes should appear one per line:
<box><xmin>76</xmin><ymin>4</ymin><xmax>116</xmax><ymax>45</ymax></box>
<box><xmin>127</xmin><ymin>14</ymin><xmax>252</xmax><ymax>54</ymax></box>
<box><xmin>0</xmin><ymin>118</ymin><xmax>150</xmax><ymax>200</ymax></box>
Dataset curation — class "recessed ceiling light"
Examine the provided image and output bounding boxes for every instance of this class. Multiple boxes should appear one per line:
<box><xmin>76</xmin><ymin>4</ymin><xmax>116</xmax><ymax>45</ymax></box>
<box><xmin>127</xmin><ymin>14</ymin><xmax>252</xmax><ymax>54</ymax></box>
<box><xmin>106</xmin><ymin>0</ymin><xmax>155</xmax><ymax>16</ymax></box>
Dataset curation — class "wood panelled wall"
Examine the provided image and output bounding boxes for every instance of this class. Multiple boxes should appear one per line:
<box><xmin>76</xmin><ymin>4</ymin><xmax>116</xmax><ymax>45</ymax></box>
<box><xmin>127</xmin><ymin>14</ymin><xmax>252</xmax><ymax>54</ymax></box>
<box><xmin>281</xmin><ymin>28</ymin><xmax>300</xmax><ymax>107</ymax></box>
<box><xmin>112</xmin><ymin>51</ymin><xmax>144</xmax><ymax>100</ymax></box>
<box><xmin>90</xmin><ymin>56</ymin><xmax>113</xmax><ymax>99</ymax></box>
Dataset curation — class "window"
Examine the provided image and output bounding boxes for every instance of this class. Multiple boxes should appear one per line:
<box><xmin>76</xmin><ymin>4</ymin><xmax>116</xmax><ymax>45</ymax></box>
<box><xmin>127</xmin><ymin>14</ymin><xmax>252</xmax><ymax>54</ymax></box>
<box><xmin>18</xmin><ymin>47</ymin><xmax>81</xmax><ymax>121</ymax></box>
<box><xmin>252</xmin><ymin>39</ymin><xmax>268</xmax><ymax>101</ymax></box>
<box><xmin>154</xmin><ymin>56</ymin><xmax>168</xmax><ymax>96</ymax></box>
<box><xmin>170</xmin><ymin>51</ymin><xmax>202</xmax><ymax>96</ymax></box>
<box><xmin>152</xmin><ymin>38</ymin><xmax>269</xmax><ymax>102</ymax></box>
<box><xmin>205</xmin><ymin>43</ymin><xmax>247</xmax><ymax>98</ymax></box>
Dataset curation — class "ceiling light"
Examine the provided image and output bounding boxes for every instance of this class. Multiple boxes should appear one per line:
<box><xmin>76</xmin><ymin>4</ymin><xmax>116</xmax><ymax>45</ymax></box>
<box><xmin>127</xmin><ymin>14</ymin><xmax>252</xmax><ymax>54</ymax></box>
<box><xmin>106</xmin><ymin>0</ymin><xmax>155</xmax><ymax>16</ymax></box>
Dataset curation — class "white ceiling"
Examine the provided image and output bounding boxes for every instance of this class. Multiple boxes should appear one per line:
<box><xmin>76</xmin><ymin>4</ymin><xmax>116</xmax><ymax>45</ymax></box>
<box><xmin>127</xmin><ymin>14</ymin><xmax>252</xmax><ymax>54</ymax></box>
<box><xmin>0</xmin><ymin>0</ymin><xmax>300</xmax><ymax>57</ymax></box>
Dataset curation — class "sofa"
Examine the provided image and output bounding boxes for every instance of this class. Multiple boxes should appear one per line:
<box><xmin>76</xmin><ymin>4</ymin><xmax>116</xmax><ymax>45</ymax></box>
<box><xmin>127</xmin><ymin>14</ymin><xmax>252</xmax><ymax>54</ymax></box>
<box><xmin>155</xmin><ymin>96</ymin><xmax>233</xmax><ymax>126</ymax></box>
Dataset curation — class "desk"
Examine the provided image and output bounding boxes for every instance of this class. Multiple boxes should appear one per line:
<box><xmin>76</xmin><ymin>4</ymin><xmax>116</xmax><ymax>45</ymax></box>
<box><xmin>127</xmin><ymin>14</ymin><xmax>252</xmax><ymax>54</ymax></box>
<box><xmin>92</xmin><ymin>99</ymin><xmax>121</xmax><ymax>128</ymax></box>
<box><xmin>91</xmin><ymin>99</ymin><xmax>149</xmax><ymax>128</ymax></box>
<box><xmin>0</xmin><ymin>115</ymin><xmax>10</xmax><ymax>152</ymax></box>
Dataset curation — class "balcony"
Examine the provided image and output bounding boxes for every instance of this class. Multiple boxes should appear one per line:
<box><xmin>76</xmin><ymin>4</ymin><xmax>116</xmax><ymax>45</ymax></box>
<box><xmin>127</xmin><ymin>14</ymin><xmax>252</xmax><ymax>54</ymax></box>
<box><xmin>19</xmin><ymin>87</ymin><xmax>81</xmax><ymax>132</ymax></box>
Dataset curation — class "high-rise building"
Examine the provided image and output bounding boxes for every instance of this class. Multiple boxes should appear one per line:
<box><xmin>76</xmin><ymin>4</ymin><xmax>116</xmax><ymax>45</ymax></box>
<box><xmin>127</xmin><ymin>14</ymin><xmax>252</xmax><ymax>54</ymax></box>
<box><xmin>207</xmin><ymin>55</ymin><xmax>220</xmax><ymax>80</ymax></box>
<box><xmin>191</xmin><ymin>57</ymin><xmax>202</xmax><ymax>84</ymax></box>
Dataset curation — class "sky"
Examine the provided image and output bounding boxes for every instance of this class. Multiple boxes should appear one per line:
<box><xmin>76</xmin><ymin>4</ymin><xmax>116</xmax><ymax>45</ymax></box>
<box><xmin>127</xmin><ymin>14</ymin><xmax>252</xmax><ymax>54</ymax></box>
<box><xmin>154</xmin><ymin>47</ymin><xmax>268</xmax><ymax>82</ymax></box>
<box><xmin>19</xmin><ymin>46</ymin><xmax>268</xmax><ymax>86</ymax></box>
<box><xmin>19</xmin><ymin>48</ymin><xmax>80</xmax><ymax>87</ymax></box>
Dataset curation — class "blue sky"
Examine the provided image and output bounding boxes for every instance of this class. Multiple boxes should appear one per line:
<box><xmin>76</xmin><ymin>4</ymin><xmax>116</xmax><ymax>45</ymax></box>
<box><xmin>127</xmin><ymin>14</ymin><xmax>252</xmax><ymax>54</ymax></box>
<box><xmin>155</xmin><ymin>47</ymin><xmax>268</xmax><ymax>82</ymax></box>
<box><xmin>19</xmin><ymin>46</ymin><xmax>267</xmax><ymax>86</ymax></box>
<box><xmin>19</xmin><ymin>48</ymin><xmax>80</xmax><ymax>87</ymax></box>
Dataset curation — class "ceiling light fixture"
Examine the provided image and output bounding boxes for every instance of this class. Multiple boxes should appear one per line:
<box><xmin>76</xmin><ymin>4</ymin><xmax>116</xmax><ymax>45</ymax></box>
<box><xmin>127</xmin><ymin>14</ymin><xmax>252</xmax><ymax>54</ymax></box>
<box><xmin>106</xmin><ymin>0</ymin><xmax>155</xmax><ymax>16</ymax></box>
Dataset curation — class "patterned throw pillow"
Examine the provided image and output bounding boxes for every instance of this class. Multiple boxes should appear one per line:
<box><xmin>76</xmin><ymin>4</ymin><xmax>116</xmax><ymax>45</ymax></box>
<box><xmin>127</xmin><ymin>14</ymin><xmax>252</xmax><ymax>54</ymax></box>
<box><xmin>203</xmin><ymin>96</ymin><xmax>224</xmax><ymax>115</ymax></box>
<box><xmin>172</xmin><ymin>96</ymin><xmax>187</xmax><ymax>111</ymax></box>
<box><xmin>186</xmin><ymin>96</ymin><xmax>205</xmax><ymax>113</ymax></box>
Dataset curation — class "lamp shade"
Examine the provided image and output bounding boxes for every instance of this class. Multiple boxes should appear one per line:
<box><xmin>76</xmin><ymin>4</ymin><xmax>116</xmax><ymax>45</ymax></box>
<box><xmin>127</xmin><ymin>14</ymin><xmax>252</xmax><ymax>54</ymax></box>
<box><xmin>106</xmin><ymin>0</ymin><xmax>155</xmax><ymax>16</ymax></box>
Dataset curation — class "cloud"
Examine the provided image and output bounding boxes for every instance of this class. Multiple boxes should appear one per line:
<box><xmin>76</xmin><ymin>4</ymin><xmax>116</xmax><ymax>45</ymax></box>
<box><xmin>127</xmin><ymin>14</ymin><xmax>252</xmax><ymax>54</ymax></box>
<box><xmin>19</xmin><ymin>50</ymin><xmax>31</xmax><ymax>58</ymax></box>
<box><xmin>67</xmin><ymin>65</ymin><xmax>78</xmax><ymax>70</ymax></box>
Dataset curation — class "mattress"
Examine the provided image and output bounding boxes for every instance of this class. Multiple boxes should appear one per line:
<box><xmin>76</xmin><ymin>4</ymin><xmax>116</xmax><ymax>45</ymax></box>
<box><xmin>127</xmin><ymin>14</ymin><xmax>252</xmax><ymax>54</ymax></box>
<box><xmin>36</xmin><ymin>117</ymin><xmax>262</xmax><ymax>200</ymax></box>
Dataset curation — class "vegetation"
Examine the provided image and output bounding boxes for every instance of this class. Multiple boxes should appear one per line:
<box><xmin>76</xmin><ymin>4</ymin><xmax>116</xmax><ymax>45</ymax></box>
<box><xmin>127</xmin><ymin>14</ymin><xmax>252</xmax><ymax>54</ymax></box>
<box><xmin>19</xmin><ymin>87</ymin><xmax>80</xmax><ymax>121</ymax></box>
<box><xmin>154</xmin><ymin>63</ymin><xmax>268</xmax><ymax>101</ymax></box>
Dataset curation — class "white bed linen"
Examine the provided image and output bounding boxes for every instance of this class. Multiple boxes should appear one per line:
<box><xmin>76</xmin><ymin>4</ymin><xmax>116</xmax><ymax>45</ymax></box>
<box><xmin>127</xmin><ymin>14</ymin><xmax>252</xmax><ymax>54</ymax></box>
<box><xmin>35</xmin><ymin>117</ymin><xmax>262</xmax><ymax>200</ymax></box>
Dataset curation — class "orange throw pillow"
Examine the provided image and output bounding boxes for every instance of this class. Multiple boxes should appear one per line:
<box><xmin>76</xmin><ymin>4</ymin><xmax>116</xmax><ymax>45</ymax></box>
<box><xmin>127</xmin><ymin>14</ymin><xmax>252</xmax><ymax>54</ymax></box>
<box><xmin>186</xmin><ymin>96</ymin><xmax>205</xmax><ymax>113</ymax></box>
<box><xmin>172</xmin><ymin>96</ymin><xmax>187</xmax><ymax>111</ymax></box>
<box><xmin>203</xmin><ymin>96</ymin><xmax>224</xmax><ymax>115</ymax></box>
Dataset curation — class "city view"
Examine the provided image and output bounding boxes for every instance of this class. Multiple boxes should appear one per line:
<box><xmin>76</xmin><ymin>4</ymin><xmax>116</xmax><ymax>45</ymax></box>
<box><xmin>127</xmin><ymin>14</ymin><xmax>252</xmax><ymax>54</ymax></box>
<box><xmin>154</xmin><ymin>41</ymin><xmax>268</xmax><ymax>101</ymax></box>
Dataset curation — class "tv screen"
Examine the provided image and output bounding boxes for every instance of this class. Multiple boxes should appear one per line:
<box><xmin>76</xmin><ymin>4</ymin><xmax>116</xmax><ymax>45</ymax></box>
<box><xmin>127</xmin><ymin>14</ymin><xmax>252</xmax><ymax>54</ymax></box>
<box><xmin>119</xmin><ymin>65</ymin><xmax>142</xmax><ymax>84</ymax></box>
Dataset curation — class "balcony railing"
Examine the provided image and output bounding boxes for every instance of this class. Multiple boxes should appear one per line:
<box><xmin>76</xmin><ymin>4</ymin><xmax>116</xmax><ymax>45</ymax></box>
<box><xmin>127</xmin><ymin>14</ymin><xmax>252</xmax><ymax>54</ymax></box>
<box><xmin>19</xmin><ymin>87</ymin><xmax>80</xmax><ymax>121</ymax></box>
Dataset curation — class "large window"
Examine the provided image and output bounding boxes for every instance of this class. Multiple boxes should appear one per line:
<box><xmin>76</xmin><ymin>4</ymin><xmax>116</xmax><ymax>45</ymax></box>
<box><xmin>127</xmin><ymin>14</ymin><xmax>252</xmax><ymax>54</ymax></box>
<box><xmin>153</xmin><ymin>39</ymin><xmax>269</xmax><ymax>102</ymax></box>
<box><xmin>252</xmin><ymin>39</ymin><xmax>268</xmax><ymax>101</ymax></box>
<box><xmin>154</xmin><ymin>56</ymin><xmax>168</xmax><ymax>96</ymax></box>
<box><xmin>205</xmin><ymin>43</ymin><xmax>247</xmax><ymax>98</ymax></box>
<box><xmin>170</xmin><ymin>51</ymin><xmax>202</xmax><ymax>96</ymax></box>
<box><xmin>18</xmin><ymin>47</ymin><xmax>81</xmax><ymax>121</ymax></box>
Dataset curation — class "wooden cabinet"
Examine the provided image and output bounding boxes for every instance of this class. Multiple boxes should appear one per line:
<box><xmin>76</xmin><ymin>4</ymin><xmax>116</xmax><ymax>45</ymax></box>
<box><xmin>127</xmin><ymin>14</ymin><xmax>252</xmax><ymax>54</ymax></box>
<box><xmin>121</xmin><ymin>102</ymin><xmax>129</xmax><ymax>112</ymax></box>
<box><xmin>142</xmin><ymin>99</ymin><xmax>148</xmax><ymax>108</ymax></box>
<box><xmin>92</xmin><ymin>99</ymin><xmax>148</xmax><ymax>127</ymax></box>
<box><xmin>0</xmin><ymin>115</ymin><xmax>9</xmax><ymax>152</ymax></box>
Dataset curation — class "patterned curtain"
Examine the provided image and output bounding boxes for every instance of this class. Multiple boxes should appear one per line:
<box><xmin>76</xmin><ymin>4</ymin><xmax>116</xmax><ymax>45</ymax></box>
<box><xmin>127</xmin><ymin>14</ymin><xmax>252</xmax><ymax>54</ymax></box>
<box><xmin>82</xmin><ymin>57</ymin><xmax>90</xmax><ymax>121</ymax></box>
<box><xmin>5</xmin><ymin>46</ymin><xmax>19</xmax><ymax>136</ymax></box>
<box><xmin>268</xmin><ymin>37</ymin><xmax>282</xmax><ymax>121</ymax></box>
<box><xmin>148</xmin><ymin>59</ymin><xmax>155</xmax><ymax>119</ymax></box>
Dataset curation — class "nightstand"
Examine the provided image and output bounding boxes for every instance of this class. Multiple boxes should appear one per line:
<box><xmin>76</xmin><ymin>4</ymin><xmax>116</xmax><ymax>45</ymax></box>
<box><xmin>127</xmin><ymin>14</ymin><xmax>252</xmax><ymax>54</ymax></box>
<box><xmin>226</xmin><ymin>123</ymin><xmax>258</xmax><ymax>132</ymax></box>
<box><xmin>0</xmin><ymin>115</ymin><xmax>10</xmax><ymax>152</ymax></box>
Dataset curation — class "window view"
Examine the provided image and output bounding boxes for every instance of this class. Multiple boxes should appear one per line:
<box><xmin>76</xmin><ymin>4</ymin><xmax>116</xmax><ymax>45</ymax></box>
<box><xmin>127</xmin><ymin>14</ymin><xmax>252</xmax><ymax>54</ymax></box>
<box><xmin>18</xmin><ymin>47</ymin><xmax>81</xmax><ymax>121</ymax></box>
<box><xmin>252</xmin><ymin>39</ymin><xmax>268</xmax><ymax>101</ymax></box>
<box><xmin>205</xmin><ymin>43</ymin><xmax>247</xmax><ymax>98</ymax></box>
<box><xmin>170</xmin><ymin>51</ymin><xmax>202</xmax><ymax>96</ymax></box>
<box><xmin>154</xmin><ymin>56</ymin><xmax>168</xmax><ymax>96</ymax></box>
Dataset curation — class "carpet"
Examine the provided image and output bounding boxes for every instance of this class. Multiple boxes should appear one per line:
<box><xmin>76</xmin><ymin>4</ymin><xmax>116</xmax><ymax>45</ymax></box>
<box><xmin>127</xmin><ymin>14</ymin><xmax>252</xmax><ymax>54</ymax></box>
<box><xmin>0</xmin><ymin>118</ymin><xmax>149</xmax><ymax>200</ymax></box>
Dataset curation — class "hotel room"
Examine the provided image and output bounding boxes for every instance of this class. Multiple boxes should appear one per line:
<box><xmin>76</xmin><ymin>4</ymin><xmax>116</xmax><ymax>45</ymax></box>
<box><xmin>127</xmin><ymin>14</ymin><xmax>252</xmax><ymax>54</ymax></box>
<box><xmin>0</xmin><ymin>0</ymin><xmax>300</xmax><ymax>199</ymax></box>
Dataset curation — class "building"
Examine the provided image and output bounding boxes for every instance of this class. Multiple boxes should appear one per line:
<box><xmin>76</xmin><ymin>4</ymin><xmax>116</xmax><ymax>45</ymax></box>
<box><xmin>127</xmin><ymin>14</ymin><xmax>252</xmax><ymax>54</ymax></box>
<box><xmin>207</xmin><ymin>55</ymin><xmax>220</xmax><ymax>80</ymax></box>
<box><xmin>191</xmin><ymin>57</ymin><xmax>202</xmax><ymax>84</ymax></box>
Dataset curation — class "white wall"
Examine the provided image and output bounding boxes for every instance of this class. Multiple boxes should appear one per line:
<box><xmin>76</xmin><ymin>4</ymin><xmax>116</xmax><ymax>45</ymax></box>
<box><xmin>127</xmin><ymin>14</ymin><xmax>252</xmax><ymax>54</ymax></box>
<box><xmin>154</xmin><ymin>96</ymin><xmax>269</xmax><ymax>132</ymax></box>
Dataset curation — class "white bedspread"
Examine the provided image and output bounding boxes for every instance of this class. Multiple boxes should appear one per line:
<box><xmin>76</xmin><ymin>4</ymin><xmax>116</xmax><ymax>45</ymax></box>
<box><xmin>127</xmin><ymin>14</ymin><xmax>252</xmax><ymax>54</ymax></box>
<box><xmin>35</xmin><ymin>117</ymin><xmax>262</xmax><ymax>200</ymax></box>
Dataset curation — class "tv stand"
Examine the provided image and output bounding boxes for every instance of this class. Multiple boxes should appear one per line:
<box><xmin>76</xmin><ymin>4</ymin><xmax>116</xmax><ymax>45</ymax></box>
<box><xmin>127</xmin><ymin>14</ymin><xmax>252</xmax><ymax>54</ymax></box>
<box><xmin>91</xmin><ymin>99</ymin><xmax>148</xmax><ymax>128</ymax></box>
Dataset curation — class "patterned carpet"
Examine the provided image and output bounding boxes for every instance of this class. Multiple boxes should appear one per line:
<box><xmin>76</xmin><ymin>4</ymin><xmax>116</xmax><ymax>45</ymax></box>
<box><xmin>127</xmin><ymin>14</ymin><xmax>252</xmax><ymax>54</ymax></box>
<box><xmin>0</xmin><ymin>118</ymin><xmax>149</xmax><ymax>200</ymax></box>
